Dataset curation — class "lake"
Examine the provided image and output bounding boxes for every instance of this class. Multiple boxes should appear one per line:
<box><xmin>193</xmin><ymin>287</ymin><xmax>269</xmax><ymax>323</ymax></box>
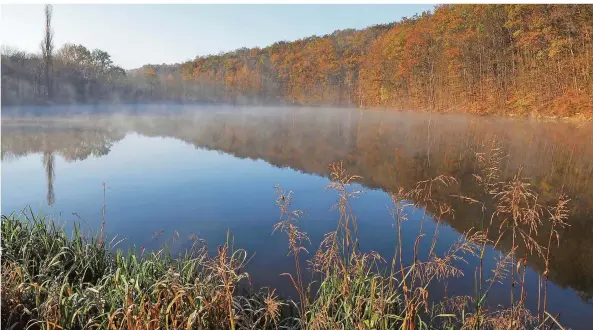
<box><xmin>2</xmin><ymin>104</ymin><xmax>593</xmax><ymax>329</ymax></box>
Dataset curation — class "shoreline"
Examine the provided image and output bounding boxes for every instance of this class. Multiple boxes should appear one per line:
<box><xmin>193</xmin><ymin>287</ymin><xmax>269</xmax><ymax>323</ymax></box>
<box><xmin>2</xmin><ymin>102</ymin><xmax>592</xmax><ymax>124</ymax></box>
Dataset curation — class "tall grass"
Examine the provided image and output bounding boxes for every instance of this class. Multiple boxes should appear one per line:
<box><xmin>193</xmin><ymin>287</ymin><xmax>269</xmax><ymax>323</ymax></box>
<box><xmin>1</xmin><ymin>212</ymin><xmax>285</xmax><ymax>330</ymax></box>
<box><xmin>1</xmin><ymin>149</ymin><xmax>572</xmax><ymax>329</ymax></box>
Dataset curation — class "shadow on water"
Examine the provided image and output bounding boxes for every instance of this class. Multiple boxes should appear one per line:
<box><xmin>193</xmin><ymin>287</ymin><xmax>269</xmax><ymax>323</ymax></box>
<box><xmin>2</xmin><ymin>105</ymin><xmax>593</xmax><ymax>322</ymax></box>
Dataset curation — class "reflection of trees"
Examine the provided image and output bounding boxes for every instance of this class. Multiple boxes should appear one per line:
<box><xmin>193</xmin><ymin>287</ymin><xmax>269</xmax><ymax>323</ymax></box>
<box><xmin>42</xmin><ymin>152</ymin><xmax>55</xmax><ymax>206</ymax></box>
<box><xmin>1</xmin><ymin>121</ymin><xmax>124</xmax><ymax>162</ymax></box>
<box><xmin>2</xmin><ymin>120</ymin><xmax>125</xmax><ymax>207</ymax></box>
<box><xmin>126</xmin><ymin>110</ymin><xmax>593</xmax><ymax>298</ymax></box>
<box><xmin>2</xmin><ymin>110</ymin><xmax>593</xmax><ymax>298</ymax></box>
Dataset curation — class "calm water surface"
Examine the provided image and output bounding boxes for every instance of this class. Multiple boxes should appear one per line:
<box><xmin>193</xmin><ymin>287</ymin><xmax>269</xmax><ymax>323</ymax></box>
<box><xmin>2</xmin><ymin>105</ymin><xmax>593</xmax><ymax>328</ymax></box>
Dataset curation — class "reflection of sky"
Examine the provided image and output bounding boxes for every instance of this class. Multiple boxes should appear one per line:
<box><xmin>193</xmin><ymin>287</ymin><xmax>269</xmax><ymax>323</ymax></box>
<box><xmin>1</xmin><ymin>133</ymin><xmax>591</xmax><ymax>327</ymax></box>
<box><xmin>2</xmin><ymin>133</ymin><xmax>341</xmax><ymax>250</ymax></box>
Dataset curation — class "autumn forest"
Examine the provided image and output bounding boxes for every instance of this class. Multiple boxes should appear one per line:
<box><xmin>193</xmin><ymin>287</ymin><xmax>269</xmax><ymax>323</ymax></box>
<box><xmin>2</xmin><ymin>4</ymin><xmax>592</xmax><ymax>117</ymax></box>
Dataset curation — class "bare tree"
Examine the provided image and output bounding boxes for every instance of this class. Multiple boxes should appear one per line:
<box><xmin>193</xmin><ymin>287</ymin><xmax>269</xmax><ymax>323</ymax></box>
<box><xmin>41</xmin><ymin>4</ymin><xmax>54</xmax><ymax>99</ymax></box>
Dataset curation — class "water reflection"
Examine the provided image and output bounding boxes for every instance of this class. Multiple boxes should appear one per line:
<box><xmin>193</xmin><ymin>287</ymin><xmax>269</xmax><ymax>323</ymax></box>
<box><xmin>42</xmin><ymin>152</ymin><xmax>55</xmax><ymax>206</ymax></box>
<box><xmin>2</xmin><ymin>107</ymin><xmax>593</xmax><ymax>303</ymax></box>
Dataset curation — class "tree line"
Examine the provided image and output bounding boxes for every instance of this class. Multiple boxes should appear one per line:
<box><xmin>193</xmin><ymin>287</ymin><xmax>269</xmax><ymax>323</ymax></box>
<box><xmin>2</xmin><ymin>4</ymin><xmax>592</xmax><ymax>117</ymax></box>
<box><xmin>1</xmin><ymin>5</ymin><xmax>156</xmax><ymax>105</ymax></box>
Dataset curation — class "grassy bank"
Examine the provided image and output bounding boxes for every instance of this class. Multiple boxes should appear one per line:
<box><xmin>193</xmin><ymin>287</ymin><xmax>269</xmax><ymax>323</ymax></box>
<box><xmin>1</xmin><ymin>152</ymin><xmax>572</xmax><ymax>329</ymax></box>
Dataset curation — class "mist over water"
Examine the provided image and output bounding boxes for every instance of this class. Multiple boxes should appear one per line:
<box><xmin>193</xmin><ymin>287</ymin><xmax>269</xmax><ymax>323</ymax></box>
<box><xmin>2</xmin><ymin>105</ymin><xmax>593</xmax><ymax>328</ymax></box>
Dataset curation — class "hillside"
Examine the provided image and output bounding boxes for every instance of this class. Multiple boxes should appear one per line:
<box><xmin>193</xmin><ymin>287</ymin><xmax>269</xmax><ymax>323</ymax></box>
<box><xmin>2</xmin><ymin>4</ymin><xmax>592</xmax><ymax>117</ymax></box>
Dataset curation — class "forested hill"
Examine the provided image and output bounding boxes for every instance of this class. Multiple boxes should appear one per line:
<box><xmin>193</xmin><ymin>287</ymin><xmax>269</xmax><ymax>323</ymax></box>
<box><xmin>2</xmin><ymin>5</ymin><xmax>592</xmax><ymax>118</ymax></box>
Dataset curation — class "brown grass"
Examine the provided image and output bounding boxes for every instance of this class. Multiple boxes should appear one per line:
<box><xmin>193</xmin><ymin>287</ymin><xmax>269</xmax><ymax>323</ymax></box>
<box><xmin>1</xmin><ymin>146</ymin><xmax>575</xmax><ymax>329</ymax></box>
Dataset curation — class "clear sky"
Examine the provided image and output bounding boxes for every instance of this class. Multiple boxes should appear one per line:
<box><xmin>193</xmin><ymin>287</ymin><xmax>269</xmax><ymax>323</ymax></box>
<box><xmin>1</xmin><ymin>4</ymin><xmax>435</xmax><ymax>69</ymax></box>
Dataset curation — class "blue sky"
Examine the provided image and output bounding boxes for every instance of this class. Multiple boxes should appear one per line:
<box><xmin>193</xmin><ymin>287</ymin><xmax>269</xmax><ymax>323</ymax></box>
<box><xmin>1</xmin><ymin>4</ymin><xmax>435</xmax><ymax>69</ymax></box>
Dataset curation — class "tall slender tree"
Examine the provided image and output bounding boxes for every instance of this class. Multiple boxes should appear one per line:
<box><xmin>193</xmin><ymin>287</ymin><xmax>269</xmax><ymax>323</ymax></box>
<box><xmin>41</xmin><ymin>4</ymin><xmax>54</xmax><ymax>100</ymax></box>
